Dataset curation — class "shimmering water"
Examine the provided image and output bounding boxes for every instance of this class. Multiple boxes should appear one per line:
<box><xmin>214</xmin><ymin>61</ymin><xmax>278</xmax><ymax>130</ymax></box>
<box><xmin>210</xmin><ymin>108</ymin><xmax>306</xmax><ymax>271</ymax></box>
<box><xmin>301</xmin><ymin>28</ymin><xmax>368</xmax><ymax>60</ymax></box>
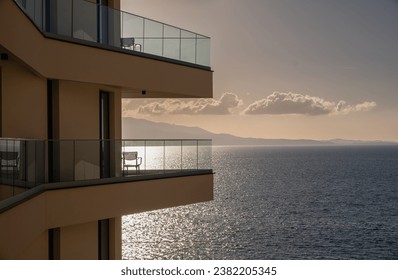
<box><xmin>122</xmin><ymin>145</ymin><xmax>398</xmax><ymax>259</ymax></box>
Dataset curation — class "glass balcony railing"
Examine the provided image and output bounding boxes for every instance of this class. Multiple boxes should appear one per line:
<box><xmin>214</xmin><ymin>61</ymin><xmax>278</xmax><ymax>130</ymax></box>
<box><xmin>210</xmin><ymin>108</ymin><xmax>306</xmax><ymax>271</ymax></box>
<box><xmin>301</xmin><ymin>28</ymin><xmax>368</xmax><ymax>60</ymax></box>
<box><xmin>0</xmin><ymin>138</ymin><xmax>212</xmax><ymax>202</ymax></box>
<box><xmin>14</xmin><ymin>0</ymin><xmax>211</xmax><ymax>67</ymax></box>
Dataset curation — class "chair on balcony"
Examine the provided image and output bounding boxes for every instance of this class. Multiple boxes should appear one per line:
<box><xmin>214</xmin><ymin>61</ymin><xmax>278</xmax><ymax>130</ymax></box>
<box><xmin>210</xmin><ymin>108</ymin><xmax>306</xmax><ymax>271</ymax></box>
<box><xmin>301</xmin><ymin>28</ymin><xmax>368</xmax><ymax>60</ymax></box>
<box><xmin>122</xmin><ymin>151</ymin><xmax>142</xmax><ymax>175</ymax></box>
<box><xmin>0</xmin><ymin>151</ymin><xmax>19</xmax><ymax>175</ymax></box>
<box><xmin>120</xmin><ymin>37</ymin><xmax>142</xmax><ymax>52</ymax></box>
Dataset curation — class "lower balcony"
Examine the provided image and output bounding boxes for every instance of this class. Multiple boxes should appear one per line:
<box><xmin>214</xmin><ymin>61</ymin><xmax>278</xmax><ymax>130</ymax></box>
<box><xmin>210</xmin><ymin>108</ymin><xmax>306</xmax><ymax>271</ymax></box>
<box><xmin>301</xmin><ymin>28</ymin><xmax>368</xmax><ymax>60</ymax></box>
<box><xmin>0</xmin><ymin>138</ymin><xmax>213</xmax><ymax>259</ymax></box>
<box><xmin>0</xmin><ymin>138</ymin><xmax>212</xmax><ymax>205</ymax></box>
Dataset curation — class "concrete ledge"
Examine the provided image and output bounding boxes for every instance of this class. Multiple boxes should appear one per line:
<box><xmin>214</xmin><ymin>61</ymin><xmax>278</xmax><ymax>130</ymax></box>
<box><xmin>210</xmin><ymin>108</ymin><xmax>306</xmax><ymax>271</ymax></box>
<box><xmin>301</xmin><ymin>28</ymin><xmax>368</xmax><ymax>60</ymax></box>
<box><xmin>0</xmin><ymin>169</ymin><xmax>213</xmax><ymax>214</ymax></box>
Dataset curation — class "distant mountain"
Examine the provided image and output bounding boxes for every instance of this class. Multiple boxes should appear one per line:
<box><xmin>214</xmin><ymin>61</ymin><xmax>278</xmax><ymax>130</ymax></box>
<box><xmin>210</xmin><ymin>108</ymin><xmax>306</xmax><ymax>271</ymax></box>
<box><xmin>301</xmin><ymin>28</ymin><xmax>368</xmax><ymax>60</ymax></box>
<box><xmin>122</xmin><ymin>118</ymin><xmax>398</xmax><ymax>146</ymax></box>
<box><xmin>327</xmin><ymin>139</ymin><xmax>398</xmax><ymax>145</ymax></box>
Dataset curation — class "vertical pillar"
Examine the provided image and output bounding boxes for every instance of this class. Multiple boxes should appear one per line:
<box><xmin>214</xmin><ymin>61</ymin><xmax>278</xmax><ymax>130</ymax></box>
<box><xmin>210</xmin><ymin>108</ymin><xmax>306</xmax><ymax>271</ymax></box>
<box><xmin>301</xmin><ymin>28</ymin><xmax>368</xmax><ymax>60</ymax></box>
<box><xmin>48</xmin><ymin>228</ymin><xmax>60</xmax><ymax>260</ymax></box>
<box><xmin>98</xmin><ymin>219</ymin><xmax>110</xmax><ymax>260</ymax></box>
<box><xmin>109</xmin><ymin>216</ymin><xmax>122</xmax><ymax>259</ymax></box>
<box><xmin>0</xmin><ymin>66</ymin><xmax>2</xmax><ymax>137</ymax></box>
<box><xmin>99</xmin><ymin>91</ymin><xmax>110</xmax><ymax>178</ymax></box>
<box><xmin>47</xmin><ymin>80</ymin><xmax>60</xmax><ymax>182</ymax></box>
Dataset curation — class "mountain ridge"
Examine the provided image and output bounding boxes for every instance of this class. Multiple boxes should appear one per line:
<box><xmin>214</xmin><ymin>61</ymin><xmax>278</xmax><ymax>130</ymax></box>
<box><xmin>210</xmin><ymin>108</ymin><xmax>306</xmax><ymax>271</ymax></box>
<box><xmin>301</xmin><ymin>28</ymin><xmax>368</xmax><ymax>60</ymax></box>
<box><xmin>122</xmin><ymin>117</ymin><xmax>397</xmax><ymax>146</ymax></box>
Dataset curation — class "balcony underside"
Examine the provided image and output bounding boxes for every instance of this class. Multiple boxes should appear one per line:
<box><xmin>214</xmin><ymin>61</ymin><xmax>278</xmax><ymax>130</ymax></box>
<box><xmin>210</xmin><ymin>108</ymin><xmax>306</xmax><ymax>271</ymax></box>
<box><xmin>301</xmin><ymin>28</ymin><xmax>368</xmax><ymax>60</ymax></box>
<box><xmin>0</xmin><ymin>0</ymin><xmax>213</xmax><ymax>98</ymax></box>
<box><xmin>0</xmin><ymin>172</ymin><xmax>213</xmax><ymax>259</ymax></box>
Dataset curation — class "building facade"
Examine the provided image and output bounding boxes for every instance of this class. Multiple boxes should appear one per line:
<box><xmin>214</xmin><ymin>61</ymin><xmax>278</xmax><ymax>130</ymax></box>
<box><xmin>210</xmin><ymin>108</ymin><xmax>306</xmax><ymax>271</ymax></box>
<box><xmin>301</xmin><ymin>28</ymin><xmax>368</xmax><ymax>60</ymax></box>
<box><xmin>0</xmin><ymin>0</ymin><xmax>213</xmax><ymax>259</ymax></box>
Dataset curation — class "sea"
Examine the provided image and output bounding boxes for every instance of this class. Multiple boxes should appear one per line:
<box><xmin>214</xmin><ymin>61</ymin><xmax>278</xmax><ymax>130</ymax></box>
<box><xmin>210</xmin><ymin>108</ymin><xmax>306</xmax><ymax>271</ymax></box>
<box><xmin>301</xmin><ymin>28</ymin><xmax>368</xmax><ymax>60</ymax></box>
<box><xmin>122</xmin><ymin>145</ymin><xmax>398</xmax><ymax>259</ymax></box>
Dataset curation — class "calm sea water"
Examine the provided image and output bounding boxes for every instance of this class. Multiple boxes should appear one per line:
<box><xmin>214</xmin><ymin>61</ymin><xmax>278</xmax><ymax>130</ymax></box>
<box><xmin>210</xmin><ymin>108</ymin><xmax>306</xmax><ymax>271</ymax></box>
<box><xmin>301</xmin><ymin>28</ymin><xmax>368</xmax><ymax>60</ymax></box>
<box><xmin>122</xmin><ymin>145</ymin><xmax>398</xmax><ymax>259</ymax></box>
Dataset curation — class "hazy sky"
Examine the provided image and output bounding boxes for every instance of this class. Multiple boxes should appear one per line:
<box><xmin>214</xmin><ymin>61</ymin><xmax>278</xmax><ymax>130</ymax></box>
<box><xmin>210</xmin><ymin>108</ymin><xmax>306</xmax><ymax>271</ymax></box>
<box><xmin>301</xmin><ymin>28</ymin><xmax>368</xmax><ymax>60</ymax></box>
<box><xmin>121</xmin><ymin>0</ymin><xmax>398</xmax><ymax>141</ymax></box>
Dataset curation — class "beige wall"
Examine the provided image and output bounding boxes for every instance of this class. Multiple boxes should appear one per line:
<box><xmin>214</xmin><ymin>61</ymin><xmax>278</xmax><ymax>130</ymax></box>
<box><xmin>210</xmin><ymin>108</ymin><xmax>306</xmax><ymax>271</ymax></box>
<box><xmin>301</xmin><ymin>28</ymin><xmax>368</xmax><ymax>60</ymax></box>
<box><xmin>58</xmin><ymin>217</ymin><xmax>121</xmax><ymax>260</ymax></box>
<box><xmin>0</xmin><ymin>194</ymin><xmax>47</xmax><ymax>259</ymax></box>
<box><xmin>0</xmin><ymin>173</ymin><xmax>213</xmax><ymax>259</ymax></box>
<box><xmin>0</xmin><ymin>0</ymin><xmax>213</xmax><ymax>99</ymax></box>
<box><xmin>0</xmin><ymin>59</ymin><xmax>47</xmax><ymax>139</ymax></box>
<box><xmin>15</xmin><ymin>231</ymin><xmax>48</xmax><ymax>260</ymax></box>
<box><xmin>55</xmin><ymin>81</ymin><xmax>121</xmax><ymax>140</ymax></box>
<box><xmin>109</xmin><ymin>0</ymin><xmax>121</xmax><ymax>10</ymax></box>
<box><xmin>57</xmin><ymin>81</ymin><xmax>99</xmax><ymax>139</ymax></box>
<box><xmin>0</xmin><ymin>60</ymin><xmax>122</xmax><ymax>140</ymax></box>
<box><xmin>60</xmin><ymin>221</ymin><xmax>98</xmax><ymax>260</ymax></box>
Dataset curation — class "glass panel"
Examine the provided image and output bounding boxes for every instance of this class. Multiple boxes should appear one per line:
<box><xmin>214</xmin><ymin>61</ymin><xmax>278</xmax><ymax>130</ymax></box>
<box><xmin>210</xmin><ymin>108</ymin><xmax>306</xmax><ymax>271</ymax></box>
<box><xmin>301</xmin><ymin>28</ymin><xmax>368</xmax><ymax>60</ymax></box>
<box><xmin>34</xmin><ymin>0</ymin><xmax>43</xmax><ymax>29</ymax></box>
<box><xmin>182</xmin><ymin>140</ymin><xmax>198</xmax><ymax>169</ymax></box>
<box><xmin>198</xmin><ymin>140</ymin><xmax>212</xmax><ymax>169</ymax></box>
<box><xmin>34</xmin><ymin>140</ymin><xmax>46</xmax><ymax>185</ymax></box>
<box><xmin>143</xmin><ymin>19</ymin><xmax>163</xmax><ymax>56</ymax></box>
<box><xmin>196</xmin><ymin>35</ymin><xmax>210</xmax><ymax>67</ymax></box>
<box><xmin>106</xmin><ymin>6</ymin><xmax>121</xmax><ymax>48</ymax></box>
<box><xmin>17</xmin><ymin>0</ymin><xmax>43</xmax><ymax>29</ymax></box>
<box><xmin>181</xmin><ymin>30</ymin><xmax>196</xmax><ymax>64</ymax></box>
<box><xmin>145</xmin><ymin>140</ymin><xmax>164</xmax><ymax>171</ymax></box>
<box><xmin>163</xmin><ymin>25</ymin><xmax>180</xmax><ymax>60</ymax></box>
<box><xmin>98</xmin><ymin>4</ymin><xmax>109</xmax><ymax>44</ymax></box>
<box><xmin>165</xmin><ymin>140</ymin><xmax>182</xmax><ymax>170</ymax></box>
<box><xmin>15</xmin><ymin>0</ymin><xmax>26</xmax><ymax>9</ymax></box>
<box><xmin>74</xmin><ymin>140</ymin><xmax>100</xmax><ymax>180</ymax></box>
<box><xmin>73</xmin><ymin>0</ymin><xmax>98</xmax><ymax>42</ymax></box>
<box><xmin>0</xmin><ymin>139</ymin><xmax>21</xmax><ymax>192</ymax></box>
<box><xmin>0</xmin><ymin>137</ymin><xmax>212</xmax><ymax>203</ymax></box>
<box><xmin>55</xmin><ymin>0</ymin><xmax>72</xmax><ymax>36</ymax></box>
<box><xmin>45</xmin><ymin>0</ymin><xmax>57</xmax><ymax>33</ymax></box>
<box><xmin>25</xmin><ymin>140</ymin><xmax>37</xmax><ymax>187</ymax></box>
<box><xmin>58</xmin><ymin>140</ymin><xmax>74</xmax><ymax>182</ymax></box>
<box><xmin>121</xmin><ymin>12</ymin><xmax>144</xmax><ymax>50</ymax></box>
<box><xmin>24</xmin><ymin>0</ymin><xmax>34</xmax><ymax>18</ymax></box>
<box><xmin>21</xmin><ymin>139</ymin><xmax>45</xmax><ymax>187</ymax></box>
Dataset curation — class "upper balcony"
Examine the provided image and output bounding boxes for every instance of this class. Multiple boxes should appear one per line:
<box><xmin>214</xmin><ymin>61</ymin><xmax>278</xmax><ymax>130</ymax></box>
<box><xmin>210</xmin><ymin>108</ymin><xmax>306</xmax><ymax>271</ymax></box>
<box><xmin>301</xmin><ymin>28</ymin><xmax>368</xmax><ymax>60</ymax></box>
<box><xmin>14</xmin><ymin>0</ymin><xmax>210</xmax><ymax>69</ymax></box>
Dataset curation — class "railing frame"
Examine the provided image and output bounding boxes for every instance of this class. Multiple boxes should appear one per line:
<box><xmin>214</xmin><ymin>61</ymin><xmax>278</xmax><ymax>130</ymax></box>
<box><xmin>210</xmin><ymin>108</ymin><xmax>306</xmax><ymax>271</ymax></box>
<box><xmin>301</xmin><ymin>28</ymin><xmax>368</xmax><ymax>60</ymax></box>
<box><xmin>13</xmin><ymin>0</ymin><xmax>211</xmax><ymax>67</ymax></box>
<box><xmin>0</xmin><ymin>138</ymin><xmax>212</xmax><ymax>202</ymax></box>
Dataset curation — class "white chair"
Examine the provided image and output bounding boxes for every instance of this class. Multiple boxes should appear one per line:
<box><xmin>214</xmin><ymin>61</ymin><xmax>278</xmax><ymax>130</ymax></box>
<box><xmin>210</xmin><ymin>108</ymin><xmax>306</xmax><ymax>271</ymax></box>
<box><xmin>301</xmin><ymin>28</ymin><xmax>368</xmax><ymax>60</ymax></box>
<box><xmin>122</xmin><ymin>151</ymin><xmax>142</xmax><ymax>175</ymax></box>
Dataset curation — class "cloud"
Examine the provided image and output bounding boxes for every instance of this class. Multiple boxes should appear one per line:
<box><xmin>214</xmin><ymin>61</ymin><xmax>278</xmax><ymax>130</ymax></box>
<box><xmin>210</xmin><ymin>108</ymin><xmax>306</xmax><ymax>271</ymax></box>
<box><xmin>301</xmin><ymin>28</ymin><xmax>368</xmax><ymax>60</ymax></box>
<box><xmin>123</xmin><ymin>91</ymin><xmax>376</xmax><ymax>117</ymax></box>
<box><xmin>134</xmin><ymin>92</ymin><xmax>243</xmax><ymax>115</ymax></box>
<box><xmin>243</xmin><ymin>92</ymin><xmax>376</xmax><ymax>116</ymax></box>
<box><xmin>334</xmin><ymin>100</ymin><xmax>377</xmax><ymax>114</ymax></box>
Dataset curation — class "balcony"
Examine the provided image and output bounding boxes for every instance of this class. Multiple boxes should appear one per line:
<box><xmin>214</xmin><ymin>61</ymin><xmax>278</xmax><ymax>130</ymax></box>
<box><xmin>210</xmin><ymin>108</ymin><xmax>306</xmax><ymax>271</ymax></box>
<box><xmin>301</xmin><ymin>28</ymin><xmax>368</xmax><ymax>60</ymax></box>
<box><xmin>0</xmin><ymin>138</ymin><xmax>212</xmax><ymax>204</ymax></box>
<box><xmin>14</xmin><ymin>0</ymin><xmax>210</xmax><ymax>68</ymax></box>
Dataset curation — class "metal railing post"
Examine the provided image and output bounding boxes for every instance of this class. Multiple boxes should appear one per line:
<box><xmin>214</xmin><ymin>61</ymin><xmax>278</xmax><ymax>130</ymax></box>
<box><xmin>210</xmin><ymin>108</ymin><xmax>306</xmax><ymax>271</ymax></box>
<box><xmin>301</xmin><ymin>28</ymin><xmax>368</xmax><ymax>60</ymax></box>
<box><xmin>163</xmin><ymin>140</ymin><xmax>166</xmax><ymax>172</ymax></box>
<box><xmin>197</xmin><ymin>140</ymin><xmax>199</xmax><ymax>170</ymax></box>
<box><xmin>144</xmin><ymin>140</ymin><xmax>147</xmax><ymax>171</ymax></box>
<box><xmin>73</xmin><ymin>140</ymin><xmax>76</xmax><ymax>181</ymax></box>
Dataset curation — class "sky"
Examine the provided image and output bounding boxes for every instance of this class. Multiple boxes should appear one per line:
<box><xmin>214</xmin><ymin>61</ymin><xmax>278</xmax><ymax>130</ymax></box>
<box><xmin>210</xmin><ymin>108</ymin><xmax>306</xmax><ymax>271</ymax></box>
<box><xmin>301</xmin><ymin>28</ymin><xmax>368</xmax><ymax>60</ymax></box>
<box><xmin>121</xmin><ymin>0</ymin><xmax>398</xmax><ymax>141</ymax></box>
